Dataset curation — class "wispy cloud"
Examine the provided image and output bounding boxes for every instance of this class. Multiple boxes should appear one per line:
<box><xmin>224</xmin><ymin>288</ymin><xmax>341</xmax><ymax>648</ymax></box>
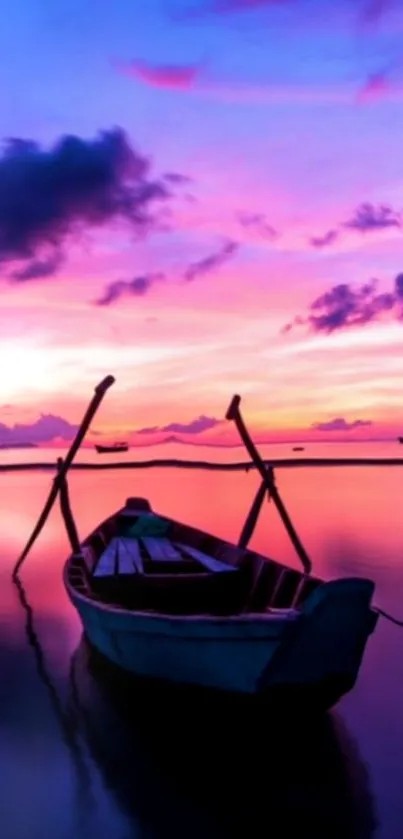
<box><xmin>115</xmin><ymin>59</ymin><xmax>201</xmax><ymax>90</ymax></box>
<box><xmin>115</xmin><ymin>51</ymin><xmax>360</xmax><ymax>107</ymax></box>
<box><xmin>237</xmin><ymin>211</ymin><xmax>277</xmax><ymax>239</ymax></box>
<box><xmin>359</xmin><ymin>0</ymin><xmax>393</xmax><ymax>27</ymax></box>
<box><xmin>356</xmin><ymin>70</ymin><xmax>392</xmax><ymax>103</ymax></box>
<box><xmin>213</xmin><ymin>0</ymin><xmax>290</xmax><ymax>10</ymax></box>
<box><xmin>180</xmin><ymin>0</ymin><xmax>393</xmax><ymax>28</ymax></box>
<box><xmin>9</xmin><ymin>251</ymin><xmax>64</xmax><ymax>282</ymax></box>
<box><xmin>310</xmin><ymin>229</ymin><xmax>339</xmax><ymax>249</ymax></box>
<box><xmin>282</xmin><ymin>275</ymin><xmax>403</xmax><ymax>335</ymax></box>
<box><xmin>163</xmin><ymin>172</ymin><xmax>193</xmax><ymax>185</ymax></box>
<box><xmin>95</xmin><ymin>273</ymin><xmax>165</xmax><ymax>306</ymax></box>
<box><xmin>137</xmin><ymin>415</ymin><xmax>222</xmax><ymax>434</ymax></box>
<box><xmin>311</xmin><ymin>417</ymin><xmax>373</xmax><ymax>431</ymax></box>
<box><xmin>184</xmin><ymin>240</ymin><xmax>238</xmax><ymax>281</ymax></box>
<box><xmin>95</xmin><ymin>240</ymin><xmax>238</xmax><ymax>305</ymax></box>
<box><xmin>189</xmin><ymin>0</ymin><xmax>292</xmax><ymax>15</ymax></box>
<box><xmin>116</xmin><ymin>48</ymin><xmax>402</xmax><ymax>108</ymax></box>
<box><xmin>309</xmin><ymin>202</ymin><xmax>401</xmax><ymax>249</ymax></box>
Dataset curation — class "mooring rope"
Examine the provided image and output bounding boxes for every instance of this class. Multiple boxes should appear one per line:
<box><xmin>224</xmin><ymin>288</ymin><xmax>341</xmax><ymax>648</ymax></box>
<box><xmin>375</xmin><ymin>607</ymin><xmax>403</xmax><ymax>628</ymax></box>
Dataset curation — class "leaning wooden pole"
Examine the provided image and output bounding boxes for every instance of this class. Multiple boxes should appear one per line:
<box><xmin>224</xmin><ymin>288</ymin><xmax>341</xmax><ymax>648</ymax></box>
<box><xmin>12</xmin><ymin>374</ymin><xmax>115</xmax><ymax>579</ymax></box>
<box><xmin>265</xmin><ymin>467</ymin><xmax>312</xmax><ymax>574</ymax></box>
<box><xmin>238</xmin><ymin>477</ymin><xmax>268</xmax><ymax>549</ymax></box>
<box><xmin>226</xmin><ymin>394</ymin><xmax>312</xmax><ymax>574</ymax></box>
<box><xmin>57</xmin><ymin>458</ymin><xmax>81</xmax><ymax>554</ymax></box>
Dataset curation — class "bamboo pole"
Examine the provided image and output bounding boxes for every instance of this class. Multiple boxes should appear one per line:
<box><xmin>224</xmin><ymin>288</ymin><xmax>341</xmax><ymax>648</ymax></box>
<box><xmin>226</xmin><ymin>395</ymin><xmax>312</xmax><ymax>574</ymax></box>
<box><xmin>12</xmin><ymin>375</ymin><xmax>114</xmax><ymax>578</ymax></box>
<box><xmin>57</xmin><ymin>457</ymin><xmax>81</xmax><ymax>554</ymax></box>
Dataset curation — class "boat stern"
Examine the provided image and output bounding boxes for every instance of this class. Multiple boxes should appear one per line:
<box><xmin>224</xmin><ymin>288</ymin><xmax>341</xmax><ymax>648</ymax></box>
<box><xmin>257</xmin><ymin>577</ymin><xmax>377</xmax><ymax>708</ymax></box>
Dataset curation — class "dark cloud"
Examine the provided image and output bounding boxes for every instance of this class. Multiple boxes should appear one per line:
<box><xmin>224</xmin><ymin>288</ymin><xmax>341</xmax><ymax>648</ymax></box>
<box><xmin>95</xmin><ymin>273</ymin><xmax>164</xmax><ymax>306</ymax></box>
<box><xmin>395</xmin><ymin>272</ymin><xmax>403</xmax><ymax>296</ymax></box>
<box><xmin>309</xmin><ymin>202</ymin><xmax>401</xmax><ymax>250</ymax></box>
<box><xmin>0</xmin><ymin>414</ymin><xmax>79</xmax><ymax>446</ymax></box>
<box><xmin>137</xmin><ymin>415</ymin><xmax>221</xmax><ymax>435</ymax></box>
<box><xmin>184</xmin><ymin>240</ymin><xmax>238</xmax><ymax>282</ymax></box>
<box><xmin>282</xmin><ymin>276</ymin><xmax>403</xmax><ymax>334</ymax></box>
<box><xmin>10</xmin><ymin>251</ymin><xmax>64</xmax><ymax>282</ymax></box>
<box><xmin>310</xmin><ymin>230</ymin><xmax>339</xmax><ymax>249</ymax></box>
<box><xmin>237</xmin><ymin>212</ymin><xmax>277</xmax><ymax>239</ymax></box>
<box><xmin>116</xmin><ymin>59</ymin><xmax>200</xmax><ymax>89</ymax></box>
<box><xmin>343</xmin><ymin>202</ymin><xmax>401</xmax><ymax>232</ymax></box>
<box><xmin>311</xmin><ymin>417</ymin><xmax>373</xmax><ymax>431</ymax></box>
<box><xmin>0</xmin><ymin>128</ymin><xmax>169</xmax><ymax>273</ymax></box>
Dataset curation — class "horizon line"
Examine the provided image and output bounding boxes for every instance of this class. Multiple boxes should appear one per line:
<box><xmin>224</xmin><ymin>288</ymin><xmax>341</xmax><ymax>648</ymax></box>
<box><xmin>1</xmin><ymin>455</ymin><xmax>403</xmax><ymax>473</ymax></box>
<box><xmin>0</xmin><ymin>436</ymin><xmax>401</xmax><ymax>450</ymax></box>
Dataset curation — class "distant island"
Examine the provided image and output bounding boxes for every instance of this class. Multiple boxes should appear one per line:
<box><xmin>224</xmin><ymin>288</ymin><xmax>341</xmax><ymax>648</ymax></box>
<box><xmin>0</xmin><ymin>442</ymin><xmax>38</xmax><ymax>449</ymax></box>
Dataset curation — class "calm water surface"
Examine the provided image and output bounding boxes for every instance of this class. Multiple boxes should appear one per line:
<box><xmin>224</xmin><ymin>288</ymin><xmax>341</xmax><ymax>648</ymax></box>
<box><xmin>1</xmin><ymin>442</ymin><xmax>403</xmax><ymax>839</ymax></box>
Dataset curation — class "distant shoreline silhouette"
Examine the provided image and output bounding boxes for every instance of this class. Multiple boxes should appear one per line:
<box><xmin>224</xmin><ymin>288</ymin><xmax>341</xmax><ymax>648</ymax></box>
<box><xmin>0</xmin><ymin>442</ymin><xmax>37</xmax><ymax>449</ymax></box>
<box><xmin>1</xmin><ymin>455</ymin><xmax>403</xmax><ymax>473</ymax></box>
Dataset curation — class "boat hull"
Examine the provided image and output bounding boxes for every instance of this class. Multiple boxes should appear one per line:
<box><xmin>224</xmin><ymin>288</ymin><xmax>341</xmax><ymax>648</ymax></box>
<box><xmin>64</xmin><ymin>569</ymin><xmax>377</xmax><ymax>708</ymax></box>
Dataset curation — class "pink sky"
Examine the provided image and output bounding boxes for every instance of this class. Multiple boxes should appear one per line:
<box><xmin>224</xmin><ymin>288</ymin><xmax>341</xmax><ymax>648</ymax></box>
<box><xmin>1</xmin><ymin>0</ymin><xmax>403</xmax><ymax>445</ymax></box>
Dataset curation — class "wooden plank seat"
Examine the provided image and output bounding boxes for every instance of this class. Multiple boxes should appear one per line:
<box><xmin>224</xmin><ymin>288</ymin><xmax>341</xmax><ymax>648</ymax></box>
<box><xmin>93</xmin><ymin>537</ymin><xmax>143</xmax><ymax>577</ymax></box>
<box><xmin>94</xmin><ymin>535</ymin><xmax>237</xmax><ymax>576</ymax></box>
<box><xmin>175</xmin><ymin>543</ymin><xmax>237</xmax><ymax>574</ymax></box>
<box><xmin>90</xmin><ymin>535</ymin><xmax>249</xmax><ymax>616</ymax></box>
<box><xmin>141</xmin><ymin>537</ymin><xmax>182</xmax><ymax>562</ymax></box>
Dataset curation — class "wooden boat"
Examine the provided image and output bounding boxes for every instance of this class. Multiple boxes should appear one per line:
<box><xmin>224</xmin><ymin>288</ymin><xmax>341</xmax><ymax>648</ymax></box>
<box><xmin>14</xmin><ymin>379</ymin><xmax>378</xmax><ymax>711</ymax></box>
<box><xmin>63</xmin><ymin>493</ymin><xmax>378</xmax><ymax>708</ymax></box>
<box><xmin>292</xmin><ymin>446</ymin><xmax>305</xmax><ymax>452</ymax></box>
<box><xmin>95</xmin><ymin>442</ymin><xmax>129</xmax><ymax>454</ymax></box>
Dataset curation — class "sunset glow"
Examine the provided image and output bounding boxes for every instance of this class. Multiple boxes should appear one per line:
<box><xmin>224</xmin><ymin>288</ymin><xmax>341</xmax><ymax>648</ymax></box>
<box><xmin>1</xmin><ymin>0</ymin><xmax>403</xmax><ymax>446</ymax></box>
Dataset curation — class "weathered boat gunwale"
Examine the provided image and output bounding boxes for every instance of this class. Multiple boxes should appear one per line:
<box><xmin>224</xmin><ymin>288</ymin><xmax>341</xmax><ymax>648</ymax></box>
<box><xmin>63</xmin><ymin>550</ymin><xmax>377</xmax><ymax>700</ymax></box>
<box><xmin>12</xmin><ymin>378</ymin><xmax>379</xmax><ymax>705</ymax></box>
<box><xmin>64</xmin><ymin>500</ymin><xmax>323</xmax><ymax>622</ymax></box>
<box><xmin>63</xmin><ymin>562</ymin><xmax>301</xmax><ymax>630</ymax></box>
<box><xmin>62</xmin><ymin>492</ymin><xmax>377</xmax><ymax>703</ymax></box>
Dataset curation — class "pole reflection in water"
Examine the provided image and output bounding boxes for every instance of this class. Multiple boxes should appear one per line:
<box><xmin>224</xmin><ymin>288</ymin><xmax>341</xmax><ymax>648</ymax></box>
<box><xmin>11</xmin><ymin>573</ymin><xmax>95</xmax><ymax>833</ymax></box>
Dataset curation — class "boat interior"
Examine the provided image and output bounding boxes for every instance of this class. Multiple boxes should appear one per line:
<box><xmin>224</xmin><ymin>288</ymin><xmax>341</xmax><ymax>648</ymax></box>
<box><xmin>67</xmin><ymin>497</ymin><xmax>322</xmax><ymax>617</ymax></box>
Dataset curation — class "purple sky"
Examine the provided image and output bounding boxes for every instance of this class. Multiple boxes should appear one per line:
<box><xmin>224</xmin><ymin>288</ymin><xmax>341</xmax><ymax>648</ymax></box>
<box><xmin>1</xmin><ymin>0</ymin><xmax>403</xmax><ymax>444</ymax></box>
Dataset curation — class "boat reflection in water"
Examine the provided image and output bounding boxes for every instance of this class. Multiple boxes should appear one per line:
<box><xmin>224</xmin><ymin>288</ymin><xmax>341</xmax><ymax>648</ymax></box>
<box><xmin>69</xmin><ymin>636</ymin><xmax>377</xmax><ymax>839</ymax></box>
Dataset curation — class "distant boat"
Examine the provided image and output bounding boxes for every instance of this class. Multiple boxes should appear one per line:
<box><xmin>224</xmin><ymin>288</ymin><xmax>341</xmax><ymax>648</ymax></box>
<box><xmin>292</xmin><ymin>446</ymin><xmax>304</xmax><ymax>452</ymax></box>
<box><xmin>398</xmin><ymin>437</ymin><xmax>403</xmax><ymax>444</ymax></box>
<box><xmin>95</xmin><ymin>442</ymin><xmax>129</xmax><ymax>454</ymax></box>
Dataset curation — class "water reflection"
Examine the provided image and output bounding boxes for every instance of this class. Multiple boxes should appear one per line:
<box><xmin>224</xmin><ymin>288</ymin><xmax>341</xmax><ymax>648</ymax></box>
<box><xmin>5</xmin><ymin>453</ymin><xmax>397</xmax><ymax>838</ymax></box>
<box><xmin>8</xmin><ymin>569</ymin><xmax>377</xmax><ymax>839</ymax></box>
<box><xmin>70</xmin><ymin>637</ymin><xmax>377</xmax><ymax>839</ymax></box>
<box><xmin>10</xmin><ymin>574</ymin><xmax>93</xmax><ymax>807</ymax></box>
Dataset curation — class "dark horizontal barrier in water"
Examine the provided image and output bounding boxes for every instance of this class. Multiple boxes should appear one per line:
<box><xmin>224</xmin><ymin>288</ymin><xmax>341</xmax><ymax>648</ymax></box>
<box><xmin>2</xmin><ymin>456</ymin><xmax>403</xmax><ymax>473</ymax></box>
